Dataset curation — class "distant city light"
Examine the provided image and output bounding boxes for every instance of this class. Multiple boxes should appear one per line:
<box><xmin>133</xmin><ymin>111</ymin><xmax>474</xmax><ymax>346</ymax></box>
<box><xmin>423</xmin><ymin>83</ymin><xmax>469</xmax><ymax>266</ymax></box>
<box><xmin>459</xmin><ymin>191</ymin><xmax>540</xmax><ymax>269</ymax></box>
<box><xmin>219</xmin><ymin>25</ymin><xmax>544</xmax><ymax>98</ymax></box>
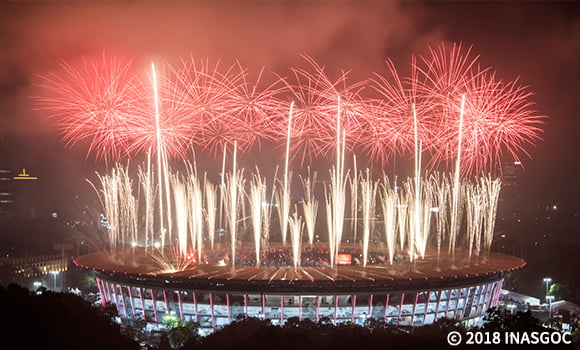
<box><xmin>13</xmin><ymin>168</ymin><xmax>38</xmax><ymax>180</ymax></box>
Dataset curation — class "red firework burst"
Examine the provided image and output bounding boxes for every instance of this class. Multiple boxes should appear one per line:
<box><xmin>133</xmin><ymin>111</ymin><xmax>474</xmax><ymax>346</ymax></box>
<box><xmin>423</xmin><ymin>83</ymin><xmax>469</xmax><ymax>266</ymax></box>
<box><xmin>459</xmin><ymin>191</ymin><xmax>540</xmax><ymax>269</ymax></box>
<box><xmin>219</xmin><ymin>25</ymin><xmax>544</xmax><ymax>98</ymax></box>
<box><xmin>434</xmin><ymin>71</ymin><xmax>545</xmax><ymax>175</ymax></box>
<box><xmin>126</xmin><ymin>61</ymin><xmax>202</xmax><ymax>159</ymax></box>
<box><xmin>364</xmin><ymin>57</ymin><xmax>438</xmax><ymax>165</ymax></box>
<box><xmin>168</xmin><ymin>58</ymin><xmax>238</xmax><ymax>157</ymax></box>
<box><xmin>221</xmin><ymin>64</ymin><xmax>287</xmax><ymax>153</ymax></box>
<box><xmin>415</xmin><ymin>42</ymin><xmax>485</xmax><ymax>99</ymax></box>
<box><xmin>281</xmin><ymin>56</ymin><xmax>367</xmax><ymax>165</ymax></box>
<box><xmin>35</xmin><ymin>43</ymin><xmax>545</xmax><ymax>171</ymax></box>
<box><xmin>34</xmin><ymin>55</ymin><xmax>142</xmax><ymax>160</ymax></box>
<box><xmin>414</xmin><ymin>43</ymin><xmax>486</xmax><ymax>172</ymax></box>
<box><xmin>415</xmin><ymin>43</ymin><xmax>545</xmax><ymax>175</ymax></box>
<box><xmin>357</xmin><ymin>99</ymin><xmax>395</xmax><ymax>165</ymax></box>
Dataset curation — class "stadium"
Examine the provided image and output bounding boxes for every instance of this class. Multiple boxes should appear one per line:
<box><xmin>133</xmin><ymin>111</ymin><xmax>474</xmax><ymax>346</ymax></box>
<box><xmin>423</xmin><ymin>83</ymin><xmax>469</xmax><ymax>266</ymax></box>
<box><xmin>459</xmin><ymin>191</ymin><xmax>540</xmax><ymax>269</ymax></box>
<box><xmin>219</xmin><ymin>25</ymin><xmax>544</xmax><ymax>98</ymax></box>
<box><xmin>75</xmin><ymin>247</ymin><xmax>525</xmax><ymax>335</ymax></box>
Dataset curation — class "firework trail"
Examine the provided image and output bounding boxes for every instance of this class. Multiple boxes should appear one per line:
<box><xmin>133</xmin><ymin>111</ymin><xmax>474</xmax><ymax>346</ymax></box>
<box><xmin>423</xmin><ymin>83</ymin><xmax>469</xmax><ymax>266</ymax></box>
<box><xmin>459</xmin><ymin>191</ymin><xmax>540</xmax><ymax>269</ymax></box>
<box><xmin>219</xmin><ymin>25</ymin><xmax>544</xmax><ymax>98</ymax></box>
<box><xmin>204</xmin><ymin>177</ymin><xmax>218</xmax><ymax>250</ymax></box>
<box><xmin>171</xmin><ymin>173</ymin><xmax>189</xmax><ymax>258</ymax></box>
<box><xmin>448</xmin><ymin>94</ymin><xmax>466</xmax><ymax>257</ymax></box>
<box><xmin>276</xmin><ymin>101</ymin><xmax>295</xmax><ymax>244</ymax></box>
<box><xmin>170</xmin><ymin>174</ymin><xmax>190</xmax><ymax>255</ymax></box>
<box><xmin>288</xmin><ymin>208</ymin><xmax>304</xmax><ymax>269</ymax></box>
<box><xmin>349</xmin><ymin>155</ymin><xmax>359</xmax><ymax>242</ymax></box>
<box><xmin>299</xmin><ymin>168</ymin><xmax>318</xmax><ymax>245</ymax></box>
<box><xmin>89</xmin><ymin>165</ymin><xmax>138</xmax><ymax>254</ymax></box>
<box><xmin>249</xmin><ymin>170</ymin><xmax>268</xmax><ymax>266</ymax></box>
<box><xmin>431</xmin><ymin>173</ymin><xmax>450</xmax><ymax>260</ymax></box>
<box><xmin>360</xmin><ymin>168</ymin><xmax>377</xmax><ymax>267</ymax></box>
<box><xmin>120</xmin><ymin>62</ymin><xmax>197</xmax><ymax>160</ymax></box>
<box><xmin>150</xmin><ymin>63</ymin><xmax>174</xmax><ymax>249</ymax></box>
<box><xmin>481</xmin><ymin>176</ymin><xmax>501</xmax><ymax>251</ymax></box>
<box><xmin>325</xmin><ymin>97</ymin><xmax>348</xmax><ymax>266</ymax></box>
<box><xmin>465</xmin><ymin>182</ymin><xmax>485</xmax><ymax>260</ymax></box>
<box><xmin>137</xmin><ymin>152</ymin><xmax>155</xmax><ymax>253</ymax></box>
<box><xmin>379</xmin><ymin>176</ymin><xmax>397</xmax><ymax>264</ymax></box>
<box><xmin>223</xmin><ymin>142</ymin><xmax>245</xmax><ymax>266</ymax></box>
<box><xmin>186</xmin><ymin>167</ymin><xmax>204</xmax><ymax>262</ymax></box>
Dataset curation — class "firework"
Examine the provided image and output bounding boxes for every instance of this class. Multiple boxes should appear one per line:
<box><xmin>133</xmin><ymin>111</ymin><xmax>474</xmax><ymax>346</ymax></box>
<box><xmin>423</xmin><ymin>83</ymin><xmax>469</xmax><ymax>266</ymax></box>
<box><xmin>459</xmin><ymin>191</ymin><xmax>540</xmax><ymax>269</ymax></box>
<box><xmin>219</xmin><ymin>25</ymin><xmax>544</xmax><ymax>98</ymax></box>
<box><xmin>35</xmin><ymin>55</ymin><xmax>142</xmax><ymax>160</ymax></box>
<box><xmin>223</xmin><ymin>65</ymin><xmax>287</xmax><ymax>153</ymax></box>
<box><xmin>299</xmin><ymin>168</ymin><xmax>318</xmax><ymax>245</ymax></box>
<box><xmin>365</xmin><ymin>58</ymin><xmax>438</xmax><ymax>165</ymax></box>
<box><xmin>168</xmin><ymin>58</ymin><xmax>239</xmax><ymax>156</ymax></box>
<box><xmin>37</xmin><ymin>43</ymin><xmax>547</xmax><ymax>270</ymax></box>
<box><xmin>249</xmin><ymin>170</ymin><xmax>268</xmax><ymax>266</ymax></box>
<box><xmin>281</xmin><ymin>56</ymin><xmax>367</xmax><ymax>165</ymax></box>
<box><xmin>441</xmin><ymin>72</ymin><xmax>545</xmax><ymax>175</ymax></box>
<box><xmin>127</xmin><ymin>61</ymin><xmax>200</xmax><ymax>159</ymax></box>
<box><xmin>36</xmin><ymin>45</ymin><xmax>545</xmax><ymax>169</ymax></box>
<box><xmin>359</xmin><ymin>169</ymin><xmax>377</xmax><ymax>266</ymax></box>
<box><xmin>414</xmin><ymin>42</ymin><xmax>545</xmax><ymax>174</ymax></box>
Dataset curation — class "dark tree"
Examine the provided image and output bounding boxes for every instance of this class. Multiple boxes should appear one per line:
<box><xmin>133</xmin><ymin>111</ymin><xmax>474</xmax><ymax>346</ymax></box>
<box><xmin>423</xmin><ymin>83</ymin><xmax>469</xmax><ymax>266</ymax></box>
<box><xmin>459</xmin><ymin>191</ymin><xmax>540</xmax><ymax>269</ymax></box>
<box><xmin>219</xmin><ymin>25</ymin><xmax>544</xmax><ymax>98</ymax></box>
<box><xmin>0</xmin><ymin>284</ymin><xmax>137</xmax><ymax>350</ymax></box>
<box><xmin>479</xmin><ymin>308</ymin><xmax>543</xmax><ymax>332</ymax></box>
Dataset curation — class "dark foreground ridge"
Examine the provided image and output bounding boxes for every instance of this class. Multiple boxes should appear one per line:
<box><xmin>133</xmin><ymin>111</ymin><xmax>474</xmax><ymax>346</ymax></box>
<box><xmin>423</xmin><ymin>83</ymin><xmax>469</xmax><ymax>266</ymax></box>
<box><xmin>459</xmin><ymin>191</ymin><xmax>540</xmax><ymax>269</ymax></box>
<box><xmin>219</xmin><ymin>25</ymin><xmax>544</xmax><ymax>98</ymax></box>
<box><xmin>0</xmin><ymin>284</ymin><xmax>137</xmax><ymax>350</ymax></box>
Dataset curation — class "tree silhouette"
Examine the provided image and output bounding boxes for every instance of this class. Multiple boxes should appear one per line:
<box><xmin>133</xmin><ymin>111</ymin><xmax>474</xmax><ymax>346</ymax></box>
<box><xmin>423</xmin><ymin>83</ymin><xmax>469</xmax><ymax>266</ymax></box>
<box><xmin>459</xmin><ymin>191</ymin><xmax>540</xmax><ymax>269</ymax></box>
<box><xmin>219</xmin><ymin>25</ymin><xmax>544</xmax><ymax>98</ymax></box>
<box><xmin>0</xmin><ymin>284</ymin><xmax>137</xmax><ymax>350</ymax></box>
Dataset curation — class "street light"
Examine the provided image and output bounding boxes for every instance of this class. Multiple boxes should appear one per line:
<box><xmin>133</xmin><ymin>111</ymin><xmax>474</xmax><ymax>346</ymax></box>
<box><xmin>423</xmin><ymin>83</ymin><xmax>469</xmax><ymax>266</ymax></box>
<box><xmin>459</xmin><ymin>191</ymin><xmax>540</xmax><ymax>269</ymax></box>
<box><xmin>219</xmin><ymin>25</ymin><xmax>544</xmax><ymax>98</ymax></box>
<box><xmin>33</xmin><ymin>281</ymin><xmax>42</xmax><ymax>294</ymax></box>
<box><xmin>546</xmin><ymin>295</ymin><xmax>555</xmax><ymax>321</ymax></box>
<box><xmin>543</xmin><ymin>277</ymin><xmax>552</xmax><ymax>302</ymax></box>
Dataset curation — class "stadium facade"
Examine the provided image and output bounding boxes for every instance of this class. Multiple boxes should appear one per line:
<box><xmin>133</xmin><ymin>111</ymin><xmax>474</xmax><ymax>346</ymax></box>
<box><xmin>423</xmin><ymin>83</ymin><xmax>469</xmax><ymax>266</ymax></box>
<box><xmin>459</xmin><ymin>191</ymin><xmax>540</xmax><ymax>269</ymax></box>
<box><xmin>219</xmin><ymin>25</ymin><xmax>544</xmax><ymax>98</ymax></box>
<box><xmin>76</xmin><ymin>250</ymin><xmax>524</xmax><ymax>335</ymax></box>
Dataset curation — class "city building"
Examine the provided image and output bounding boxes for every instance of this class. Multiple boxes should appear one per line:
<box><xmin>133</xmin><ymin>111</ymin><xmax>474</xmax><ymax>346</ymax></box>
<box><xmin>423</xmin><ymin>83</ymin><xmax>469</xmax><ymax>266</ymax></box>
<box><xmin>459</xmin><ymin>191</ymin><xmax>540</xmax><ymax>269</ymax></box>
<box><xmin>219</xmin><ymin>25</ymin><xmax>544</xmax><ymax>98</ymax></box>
<box><xmin>498</xmin><ymin>161</ymin><xmax>523</xmax><ymax>219</ymax></box>
<box><xmin>12</xmin><ymin>168</ymin><xmax>40</xmax><ymax>220</ymax></box>
<box><xmin>0</xmin><ymin>162</ymin><xmax>15</xmax><ymax>220</ymax></box>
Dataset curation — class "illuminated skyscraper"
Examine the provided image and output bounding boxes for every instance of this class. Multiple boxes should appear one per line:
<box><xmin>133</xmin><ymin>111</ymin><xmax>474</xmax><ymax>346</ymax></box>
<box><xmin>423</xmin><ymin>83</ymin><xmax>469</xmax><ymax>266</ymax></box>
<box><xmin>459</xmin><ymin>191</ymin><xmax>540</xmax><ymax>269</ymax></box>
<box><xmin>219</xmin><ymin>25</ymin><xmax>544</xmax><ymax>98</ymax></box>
<box><xmin>498</xmin><ymin>161</ymin><xmax>523</xmax><ymax>218</ymax></box>
<box><xmin>12</xmin><ymin>168</ymin><xmax>39</xmax><ymax>219</ymax></box>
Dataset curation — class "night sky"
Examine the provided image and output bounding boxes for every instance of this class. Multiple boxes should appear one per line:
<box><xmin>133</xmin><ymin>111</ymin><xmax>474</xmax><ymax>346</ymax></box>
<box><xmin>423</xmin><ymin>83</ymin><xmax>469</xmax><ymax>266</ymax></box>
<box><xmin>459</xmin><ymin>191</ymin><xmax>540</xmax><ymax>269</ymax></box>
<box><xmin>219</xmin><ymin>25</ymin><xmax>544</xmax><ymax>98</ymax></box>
<box><xmin>0</xmin><ymin>1</ymin><xmax>579</xmax><ymax>219</ymax></box>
